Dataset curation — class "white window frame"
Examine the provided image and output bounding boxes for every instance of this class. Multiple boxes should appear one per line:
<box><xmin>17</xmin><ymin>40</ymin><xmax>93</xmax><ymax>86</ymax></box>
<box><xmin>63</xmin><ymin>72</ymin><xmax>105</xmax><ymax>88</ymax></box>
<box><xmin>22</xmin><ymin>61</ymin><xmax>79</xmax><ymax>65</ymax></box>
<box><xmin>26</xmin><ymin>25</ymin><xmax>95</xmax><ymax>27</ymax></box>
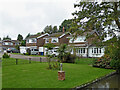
<box><xmin>51</xmin><ymin>38</ymin><xmax>58</xmax><ymax>43</ymax></box>
<box><xmin>45</xmin><ymin>39</ymin><xmax>49</xmax><ymax>43</ymax></box>
<box><xmin>92</xmin><ymin>48</ymin><xmax>102</xmax><ymax>54</ymax></box>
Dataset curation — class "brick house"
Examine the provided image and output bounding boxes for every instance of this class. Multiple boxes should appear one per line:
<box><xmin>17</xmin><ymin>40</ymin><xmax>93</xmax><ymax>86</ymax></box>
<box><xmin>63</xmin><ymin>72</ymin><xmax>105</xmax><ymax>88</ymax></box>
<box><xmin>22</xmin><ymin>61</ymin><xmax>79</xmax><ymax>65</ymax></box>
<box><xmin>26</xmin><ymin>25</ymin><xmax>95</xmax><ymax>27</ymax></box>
<box><xmin>43</xmin><ymin>32</ymin><xmax>70</xmax><ymax>55</ymax></box>
<box><xmin>25</xmin><ymin>33</ymin><xmax>49</xmax><ymax>55</ymax></box>
<box><xmin>2</xmin><ymin>40</ymin><xmax>20</xmax><ymax>50</ymax></box>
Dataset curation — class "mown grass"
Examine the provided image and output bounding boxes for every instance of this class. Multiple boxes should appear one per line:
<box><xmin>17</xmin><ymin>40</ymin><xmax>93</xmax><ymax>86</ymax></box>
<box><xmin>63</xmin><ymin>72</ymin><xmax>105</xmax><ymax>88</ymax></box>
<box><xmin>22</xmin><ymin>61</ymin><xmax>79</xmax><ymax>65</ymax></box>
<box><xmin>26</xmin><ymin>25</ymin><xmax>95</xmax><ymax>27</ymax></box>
<box><xmin>2</xmin><ymin>58</ymin><xmax>114</xmax><ymax>88</ymax></box>
<box><xmin>75</xmin><ymin>58</ymin><xmax>96</xmax><ymax>65</ymax></box>
<box><xmin>2</xmin><ymin>58</ymin><xmax>41</xmax><ymax>66</ymax></box>
<box><xmin>12</xmin><ymin>53</ymin><xmax>46</xmax><ymax>57</ymax></box>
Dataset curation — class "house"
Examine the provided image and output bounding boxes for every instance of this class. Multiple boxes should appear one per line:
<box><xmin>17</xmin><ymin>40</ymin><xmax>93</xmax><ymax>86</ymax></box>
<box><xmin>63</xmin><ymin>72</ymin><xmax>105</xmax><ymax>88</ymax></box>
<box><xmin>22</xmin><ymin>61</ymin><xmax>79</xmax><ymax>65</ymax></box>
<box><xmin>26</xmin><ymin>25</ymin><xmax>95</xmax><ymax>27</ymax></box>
<box><xmin>2</xmin><ymin>40</ymin><xmax>20</xmax><ymax>50</ymax></box>
<box><xmin>0</xmin><ymin>41</ymin><xmax>2</xmax><ymax>52</ymax></box>
<box><xmin>43</xmin><ymin>32</ymin><xmax>70</xmax><ymax>55</ymax></box>
<box><xmin>67</xmin><ymin>30</ymin><xmax>105</xmax><ymax>57</ymax></box>
<box><xmin>25</xmin><ymin>33</ymin><xmax>49</xmax><ymax>55</ymax></box>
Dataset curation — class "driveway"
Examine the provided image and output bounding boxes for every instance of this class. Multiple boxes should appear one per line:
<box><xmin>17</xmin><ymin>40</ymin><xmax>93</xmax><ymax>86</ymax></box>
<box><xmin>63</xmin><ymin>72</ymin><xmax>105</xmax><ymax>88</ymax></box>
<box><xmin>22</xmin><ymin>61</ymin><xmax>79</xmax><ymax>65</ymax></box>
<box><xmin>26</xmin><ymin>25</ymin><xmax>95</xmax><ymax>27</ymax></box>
<box><xmin>9</xmin><ymin>54</ymin><xmax>48</xmax><ymax>62</ymax></box>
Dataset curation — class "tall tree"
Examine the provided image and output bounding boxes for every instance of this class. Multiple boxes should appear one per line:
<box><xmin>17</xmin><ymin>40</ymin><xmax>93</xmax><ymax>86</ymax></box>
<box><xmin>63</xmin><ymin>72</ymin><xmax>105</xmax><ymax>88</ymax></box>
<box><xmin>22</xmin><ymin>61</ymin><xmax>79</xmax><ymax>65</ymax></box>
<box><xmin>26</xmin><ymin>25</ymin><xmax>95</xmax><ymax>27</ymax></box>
<box><xmin>17</xmin><ymin>34</ymin><xmax>23</xmax><ymax>41</ymax></box>
<box><xmin>3</xmin><ymin>35</ymin><xmax>11</xmax><ymax>40</ymax></box>
<box><xmin>71</xmin><ymin>1</ymin><xmax>120</xmax><ymax>40</ymax></box>
<box><xmin>53</xmin><ymin>26</ymin><xmax>58</xmax><ymax>33</ymax></box>
<box><xmin>44</xmin><ymin>25</ymin><xmax>53</xmax><ymax>34</ymax></box>
<box><xmin>59</xmin><ymin>19</ymin><xmax>73</xmax><ymax>32</ymax></box>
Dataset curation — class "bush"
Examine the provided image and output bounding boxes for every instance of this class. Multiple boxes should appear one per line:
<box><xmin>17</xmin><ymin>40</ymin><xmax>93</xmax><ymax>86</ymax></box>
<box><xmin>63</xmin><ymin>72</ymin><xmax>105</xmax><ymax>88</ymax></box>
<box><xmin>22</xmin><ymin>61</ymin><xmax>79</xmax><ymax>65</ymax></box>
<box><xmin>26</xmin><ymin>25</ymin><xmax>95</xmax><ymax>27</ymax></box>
<box><xmin>110</xmin><ymin>59</ymin><xmax>120</xmax><ymax>71</ymax></box>
<box><xmin>2</xmin><ymin>53</ymin><xmax>10</xmax><ymax>58</ymax></box>
<box><xmin>92</xmin><ymin>54</ymin><xmax>112</xmax><ymax>69</ymax></box>
<box><xmin>62</xmin><ymin>53</ymin><xmax>76</xmax><ymax>63</ymax></box>
<box><xmin>26</xmin><ymin>48</ymin><xmax>31</xmax><ymax>55</ymax></box>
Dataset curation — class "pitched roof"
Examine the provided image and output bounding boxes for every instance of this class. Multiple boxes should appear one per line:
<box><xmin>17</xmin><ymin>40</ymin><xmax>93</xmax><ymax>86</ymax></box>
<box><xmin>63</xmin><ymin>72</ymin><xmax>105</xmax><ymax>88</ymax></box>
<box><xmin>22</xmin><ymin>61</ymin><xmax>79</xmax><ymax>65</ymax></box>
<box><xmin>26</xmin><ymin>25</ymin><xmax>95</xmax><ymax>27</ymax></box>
<box><xmin>25</xmin><ymin>34</ymin><xmax>42</xmax><ymax>39</ymax></box>
<box><xmin>44</xmin><ymin>32</ymin><xmax>70</xmax><ymax>39</ymax></box>
<box><xmin>2</xmin><ymin>40</ymin><xmax>20</xmax><ymax>43</ymax></box>
<box><xmin>67</xmin><ymin>30</ymin><xmax>99</xmax><ymax>38</ymax></box>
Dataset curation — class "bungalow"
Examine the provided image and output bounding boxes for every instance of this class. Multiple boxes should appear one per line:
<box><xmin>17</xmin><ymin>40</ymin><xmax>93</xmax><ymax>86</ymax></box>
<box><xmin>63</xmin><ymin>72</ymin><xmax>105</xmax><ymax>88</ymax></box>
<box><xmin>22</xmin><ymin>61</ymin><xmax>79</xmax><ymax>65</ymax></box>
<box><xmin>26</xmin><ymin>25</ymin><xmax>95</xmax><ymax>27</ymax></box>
<box><xmin>0</xmin><ymin>41</ymin><xmax>2</xmax><ymax>52</ymax></box>
<box><xmin>67</xmin><ymin>30</ymin><xmax>105</xmax><ymax>57</ymax></box>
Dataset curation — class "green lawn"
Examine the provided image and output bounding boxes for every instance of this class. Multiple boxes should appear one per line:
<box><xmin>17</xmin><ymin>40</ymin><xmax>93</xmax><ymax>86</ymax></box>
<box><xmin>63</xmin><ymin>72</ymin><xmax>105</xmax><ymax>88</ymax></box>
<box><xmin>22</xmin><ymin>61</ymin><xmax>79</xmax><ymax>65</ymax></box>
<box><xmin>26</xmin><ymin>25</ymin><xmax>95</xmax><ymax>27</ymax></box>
<box><xmin>2</xmin><ymin>58</ymin><xmax>41</xmax><ymax>66</ymax></box>
<box><xmin>2</xmin><ymin>58</ymin><xmax>114</xmax><ymax>88</ymax></box>
<box><xmin>12</xmin><ymin>53</ymin><xmax>46</xmax><ymax>57</ymax></box>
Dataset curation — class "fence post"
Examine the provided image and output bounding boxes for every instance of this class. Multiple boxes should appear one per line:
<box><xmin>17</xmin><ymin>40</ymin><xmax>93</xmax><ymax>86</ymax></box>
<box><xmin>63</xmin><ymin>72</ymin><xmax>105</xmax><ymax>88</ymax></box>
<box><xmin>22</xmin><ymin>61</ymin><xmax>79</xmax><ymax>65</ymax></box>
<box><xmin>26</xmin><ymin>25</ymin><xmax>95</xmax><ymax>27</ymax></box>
<box><xmin>16</xmin><ymin>59</ymin><xmax>18</xmax><ymax>65</ymax></box>
<box><xmin>29</xmin><ymin>58</ymin><xmax>31</xmax><ymax>64</ymax></box>
<box><xmin>40</xmin><ymin>57</ymin><xmax>42</xmax><ymax>62</ymax></box>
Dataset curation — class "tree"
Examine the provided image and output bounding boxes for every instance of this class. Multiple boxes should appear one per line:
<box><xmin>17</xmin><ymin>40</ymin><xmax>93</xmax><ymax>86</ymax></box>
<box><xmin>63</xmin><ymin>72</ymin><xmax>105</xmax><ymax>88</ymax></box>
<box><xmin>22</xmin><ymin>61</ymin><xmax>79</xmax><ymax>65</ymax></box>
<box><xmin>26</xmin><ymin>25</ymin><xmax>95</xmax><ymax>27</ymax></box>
<box><xmin>3</xmin><ymin>35</ymin><xmax>11</xmax><ymax>40</ymax></box>
<box><xmin>71</xmin><ymin>1</ymin><xmax>120</xmax><ymax>40</ymax></box>
<box><xmin>71</xmin><ymin>1</ymin><xmax>120</xmax><ymax>72</ymax></box>
<box><xmin>59</xmin><ymin>19</ymin><xmax>73</xmax><ymax>32</ymax></box>
<box><xmin>21</xmin><ymin>40</ymin><xmax>26</xmax><ymax>46</ymax></box>
<box><xmin>43</xmin><ymin>25</ymin><xmax>53</xmax><ymax>34</ymax></box>
<box><xmin>17</xmin><ymin>34</ymin><xmax>23</xmax><ymax>41</ymax></box>
<box><xmin>104</xmin><ymin>37</ymin><xmax>120</xmax><ymax>73</ymax></box>
<box><xmin>57</xmin><ymin>44</ymin><xmax>68</xmax><ymax>62</ymax></box>
<box><xmin>53</xmin><ymin>26</ymin><xmax>58</xmax><ymax>33</ymax></box>
<box><xmin>44</xmin><ymin>43</ymin><xmax>55</xmax><ymax>69</ymax></box>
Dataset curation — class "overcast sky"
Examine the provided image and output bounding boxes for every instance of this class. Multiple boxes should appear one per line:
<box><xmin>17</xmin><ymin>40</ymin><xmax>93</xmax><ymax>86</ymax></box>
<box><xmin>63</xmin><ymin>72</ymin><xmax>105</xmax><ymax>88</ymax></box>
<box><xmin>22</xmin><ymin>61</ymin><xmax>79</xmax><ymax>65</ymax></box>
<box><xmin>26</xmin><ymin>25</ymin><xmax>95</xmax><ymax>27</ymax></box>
<box><xmin>0</xmin><ymin>0</ymin><xmax>77</xmax><ymax>40</ymax></box>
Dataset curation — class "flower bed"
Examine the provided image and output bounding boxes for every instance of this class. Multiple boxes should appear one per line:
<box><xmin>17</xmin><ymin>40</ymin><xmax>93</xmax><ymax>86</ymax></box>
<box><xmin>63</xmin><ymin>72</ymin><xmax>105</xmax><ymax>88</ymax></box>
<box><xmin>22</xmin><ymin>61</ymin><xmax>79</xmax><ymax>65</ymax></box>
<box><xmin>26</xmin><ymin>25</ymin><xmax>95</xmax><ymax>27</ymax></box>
<box><xmin>93</xmin><ymin>55</ymin><xmax>112</xmax><ymax>69</ymax></box>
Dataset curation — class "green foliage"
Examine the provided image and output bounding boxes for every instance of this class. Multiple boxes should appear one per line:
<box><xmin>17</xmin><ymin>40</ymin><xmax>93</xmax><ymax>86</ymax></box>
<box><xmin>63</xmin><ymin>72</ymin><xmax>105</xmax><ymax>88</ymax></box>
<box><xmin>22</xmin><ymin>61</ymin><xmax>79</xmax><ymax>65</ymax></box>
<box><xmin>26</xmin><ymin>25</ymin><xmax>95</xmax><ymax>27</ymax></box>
<box><xmin>57</xmin><ymin>44</ymin><xmax>68</xmax><ymax>62</ymax></box>
<box><xmin>110</xmin><ymin>60</ymin><xmax>120</xmax><ymax>72</ymax></box>
<box><xmin>17</xmin><ymin>34</ymin><xmax>23</xmax><ymax>41</ymax></box>
<box><xmin>104</xmin><ymin>37</ymin><xmax>120</xmax><ymax>72</ymax></box>
<box><xmin>43</xmin><ymin>25</ymin><xmax>58</xmax><ymax>34</ymax></box>
<box><xmin>44</xmin><ymin>43</ymin><xmax>55</xmax><ymax>69</ymax></box>
<box><xmin>2</xmin><ymin>53</ymin><xmax>10</xmax><ymax>58</ymax></box>
<box><xmin>72</xmin><ymin>2</ymin><xmax>120</xmax><ymax>41</ymax></box>
<box><xmin>57</xmin><ymin>44</ymin><xmax>75</xmax><ymax>63</ymax></box>
<box><xmin>59</xmin><ymin>19</ymin><xmax>73</xmax><ymax>32</ymax></box>
<box><xmin>26</xmin><ymin>48</ymin><xmax>31</xmax><ymax>55</ymax></box>
<box><xmin>3</xmin><ymin>35</ymin><xmax>11</xmax><ymax>40</ymax></box>
<box><xmin>21</xmin><ymin>40</ymin><xmax>26</xmax><ymax>46</ymax></box>
<box><xmin>44</xmin><ymin>43</ymin><xmax>55</xmax><ymax>50</ymax></box>
<box><xmin>93</xmin><ymin>55</ymin><xmax>112</xmax><ymax>69</ymax></box>
<box><xmin>63</xmin><ymin>53</ymin><xmax>76</xmax><ymax>63</ymax></box>
<box><xmin>15</xmin><ymin>45</ymin><xmax>20</xmax><ymax>50</ymax></box>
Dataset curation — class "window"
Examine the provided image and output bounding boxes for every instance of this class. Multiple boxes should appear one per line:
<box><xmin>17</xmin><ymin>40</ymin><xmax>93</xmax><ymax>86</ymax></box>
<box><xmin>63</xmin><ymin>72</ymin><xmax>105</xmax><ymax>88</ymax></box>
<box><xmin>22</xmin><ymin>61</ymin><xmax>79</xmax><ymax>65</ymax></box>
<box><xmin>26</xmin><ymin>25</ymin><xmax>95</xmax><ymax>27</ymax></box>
<box><xmin>77</xmin><ymin>48</ymin><xmax>85</xmax><ymax>54</ymax></box>
<box><xmin>45</xmin><ymin>39</ymin><xmax>49</xmax><ymax>43</ymax></box>
<box><xmin>51</xmin><ymin>38</ymin><xmax>58</xmax><ymax>43</ymax></box>
<box><xmin>99</xmin><ymin>48</ymin><xmax>101</xmax><ymax>53</ymax></box>
<box><xmin>32</xmin><ymin>38</ymin><xmax>36</xmax><ymax>43</ymax></box>
<box><xmin>92</xmin><ymin>48</ymin><xmax>102</xmax><ymax>54</ymax></box>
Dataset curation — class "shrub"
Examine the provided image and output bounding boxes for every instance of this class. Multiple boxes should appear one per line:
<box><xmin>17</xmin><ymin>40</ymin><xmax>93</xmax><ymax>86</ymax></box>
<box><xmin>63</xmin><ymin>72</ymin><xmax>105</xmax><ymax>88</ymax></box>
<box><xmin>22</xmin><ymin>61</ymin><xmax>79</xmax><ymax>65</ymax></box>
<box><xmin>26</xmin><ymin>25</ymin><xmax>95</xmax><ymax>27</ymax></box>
<box><xmin>92</xmin><ymin>54</ymin><xmax>112</xmax><ymax>69</ymax></box>
<box><xmin>110</xmin><ymin>59</ymin><xmax>120</xmax><ymax>71</ymax></box>
<box><xmin>26</xmin><ymin>48</ymin><xmax>31</xmax><ymax>55</ymax></box>
<box><xmin>2</xmin><ymin>53</ymin><xmax>10</xmax><ymax>58</ymax></box>
<box><xmin>62</xmin><ymin>53</ymin><xmax>76</xmax><ymax>63</ymax></box>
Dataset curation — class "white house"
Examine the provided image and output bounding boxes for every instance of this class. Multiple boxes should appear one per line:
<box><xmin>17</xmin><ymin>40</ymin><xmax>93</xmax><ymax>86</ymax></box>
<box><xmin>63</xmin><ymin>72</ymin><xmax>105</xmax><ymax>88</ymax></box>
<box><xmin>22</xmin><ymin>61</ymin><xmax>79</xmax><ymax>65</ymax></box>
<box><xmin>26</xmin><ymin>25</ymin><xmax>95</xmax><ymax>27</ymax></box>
<box><xmin>67</xmin><ymin>30</ymin><xmax>105</xmax><ymax>57</ymax></box>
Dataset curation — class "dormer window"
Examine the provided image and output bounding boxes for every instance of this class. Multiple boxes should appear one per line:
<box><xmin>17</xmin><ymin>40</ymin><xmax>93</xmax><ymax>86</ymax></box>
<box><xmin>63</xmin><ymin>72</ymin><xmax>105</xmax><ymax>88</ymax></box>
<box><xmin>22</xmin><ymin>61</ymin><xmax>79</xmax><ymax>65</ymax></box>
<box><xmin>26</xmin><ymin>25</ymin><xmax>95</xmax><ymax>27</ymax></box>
<box><xmin>51</xmin><ymin>38</ymin><xmax>58</xmax><ymax>43</ymax></box>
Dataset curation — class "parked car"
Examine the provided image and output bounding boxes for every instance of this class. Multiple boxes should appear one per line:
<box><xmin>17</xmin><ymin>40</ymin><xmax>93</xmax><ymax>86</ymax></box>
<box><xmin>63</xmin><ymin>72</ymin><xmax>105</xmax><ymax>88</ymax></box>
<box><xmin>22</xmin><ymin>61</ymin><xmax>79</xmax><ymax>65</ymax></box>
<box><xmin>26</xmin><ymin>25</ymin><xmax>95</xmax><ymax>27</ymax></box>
<box><xmin>31</xmin><ymin>49</ymin><xmax>39</xmax><ymax>55</ymax></box>
<box><xmin>7</xmin><ymin>48</ymin><xmax>19</xmax><ymax>53</ymax></box>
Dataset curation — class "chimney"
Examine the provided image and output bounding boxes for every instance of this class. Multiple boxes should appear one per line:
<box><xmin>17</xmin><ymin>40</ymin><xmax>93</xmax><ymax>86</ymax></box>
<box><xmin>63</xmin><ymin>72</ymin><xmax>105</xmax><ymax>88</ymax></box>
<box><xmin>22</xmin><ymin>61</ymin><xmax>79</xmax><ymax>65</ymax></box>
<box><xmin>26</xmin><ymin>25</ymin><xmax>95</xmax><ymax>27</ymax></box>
<box><xmin>63</xmin><ymin>26</ymin><xmax>64</xmax><ymax>33</ymax></box>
